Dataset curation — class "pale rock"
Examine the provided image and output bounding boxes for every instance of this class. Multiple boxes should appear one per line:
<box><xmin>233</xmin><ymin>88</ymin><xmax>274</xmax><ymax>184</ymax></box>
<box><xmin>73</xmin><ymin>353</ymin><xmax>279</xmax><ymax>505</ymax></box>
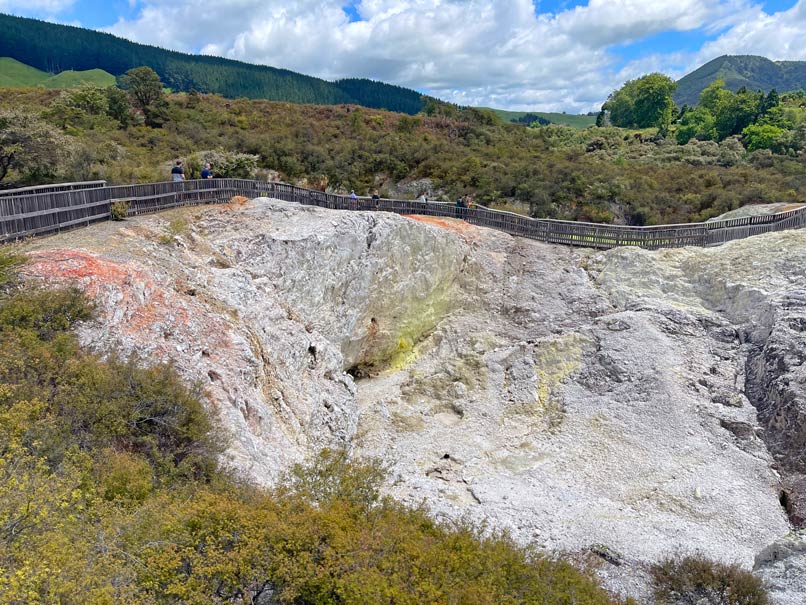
<box><xmin>754</xmin><ymin>531</ymin><xmax>806</xmax><ymax>605</ymax></box>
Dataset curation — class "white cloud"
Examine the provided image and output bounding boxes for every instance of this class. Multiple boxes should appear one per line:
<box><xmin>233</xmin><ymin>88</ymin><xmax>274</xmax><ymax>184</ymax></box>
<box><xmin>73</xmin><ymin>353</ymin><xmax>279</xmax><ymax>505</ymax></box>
<box><xmin>103</xmin><ymin>0</ymin><xmax>806</xmax><ymax>112</ymax></box>
<box><xmin>696</xmin><ymin>0</ymin><xmax>806</xmax><ymax>62</ymax></box>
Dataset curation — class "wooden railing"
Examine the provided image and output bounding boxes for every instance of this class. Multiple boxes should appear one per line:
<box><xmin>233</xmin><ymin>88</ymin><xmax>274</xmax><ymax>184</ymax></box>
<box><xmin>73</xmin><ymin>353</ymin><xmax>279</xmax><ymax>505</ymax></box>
<box><xmin>0</xmin><ymin>180</ymin><xmax>107</xmax><ymax>198</ymax></box>
<box><xmin>1</xmin><ymin>178</ymin><xmax>805</xmax><ymax>250</ymax></box>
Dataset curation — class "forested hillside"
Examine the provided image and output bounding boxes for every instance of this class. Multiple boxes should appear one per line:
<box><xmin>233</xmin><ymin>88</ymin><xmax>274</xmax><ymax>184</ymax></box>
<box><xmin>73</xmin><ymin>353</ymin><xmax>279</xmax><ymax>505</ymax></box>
<box><xmin>676</xmin><ymin>55</ymin><xmax>806</xmax><ymax>106</ymax></box>
<box><xmin>0</xmin><ymin>13</ymin><xmax>427</xmax><ymax>113</ymax></box>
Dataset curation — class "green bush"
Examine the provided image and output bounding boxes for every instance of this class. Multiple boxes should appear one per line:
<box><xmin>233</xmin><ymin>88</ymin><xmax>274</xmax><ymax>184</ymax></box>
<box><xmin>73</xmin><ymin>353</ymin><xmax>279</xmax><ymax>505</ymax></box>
<box><xmin>110</xmin><ymin>199</ymin><xmax>130</xmax><ymax>220</ymax></box>
<box><xmin>131</xmin><ymin>449</ymin><xmax>627</xmax><ymax>605</ymax></box>
<box><xmin>0</xmin><ymin>286</ymin><xmax>93</xmax><ymax>339</ymax></box>
<box><xmin>0</xmin><ymin>247</ymin><xmax>23</xmax><ymax>289</ymax></box>
<box><xmin>189</xmin><ymin>149</ymin><xmax>259</xmax><ymax>178</ymax></box>
<box><xmin>650</xmin><ymin>555</ymin><xmax>769</xmax><ymax>605</ymax></box>
<box><xmin>0</xmin><ymin>281</ymin><xmax>221</xmax><ymax>481</ymax></box>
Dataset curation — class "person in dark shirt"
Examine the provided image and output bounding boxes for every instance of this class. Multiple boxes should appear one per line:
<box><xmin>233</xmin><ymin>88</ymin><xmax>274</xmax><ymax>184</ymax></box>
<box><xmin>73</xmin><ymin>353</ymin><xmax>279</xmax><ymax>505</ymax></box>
<box><xmin>171</xmin><ymin>160</ymin><xmax>185</xmax><ymax>181</ymax></box>
<box><xmin>201</xmin><ymin>163</ymin><xmax>213</xmax><ymax>179</ymax></box>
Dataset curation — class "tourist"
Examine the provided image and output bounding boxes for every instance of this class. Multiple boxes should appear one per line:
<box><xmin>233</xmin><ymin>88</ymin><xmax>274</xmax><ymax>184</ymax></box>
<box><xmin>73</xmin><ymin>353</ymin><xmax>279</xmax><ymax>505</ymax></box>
<box><xmin>201</xmin><ymin>163</ymin><xmax>213</xmax><ymax>179</ymax></box>
<box><xmin>171</xmin><ymin>160</ymin><xmax>185</xmax><ymax>181</ymax></box>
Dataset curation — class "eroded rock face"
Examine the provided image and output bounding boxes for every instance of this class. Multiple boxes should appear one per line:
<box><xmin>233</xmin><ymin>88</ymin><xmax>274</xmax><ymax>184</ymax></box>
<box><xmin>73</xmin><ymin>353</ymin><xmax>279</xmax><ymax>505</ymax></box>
<box><xmin>745</xmin><ymin>296</ymin><xmax>806</xmax><ymax>527</ymax></box>
<box><xmin>592</xmin><ymin>234</ymin><xmax>806</xmax><ymax>531</ymax></box>
<box><xmin>22</xmin><ymin>200</ymin><xmax>805</xmax><ymax>601</ymax></box>
<box><xmin>24</xmin><ymin>200</ymin><xmax>465</xmax><ymax>481</ymax></box>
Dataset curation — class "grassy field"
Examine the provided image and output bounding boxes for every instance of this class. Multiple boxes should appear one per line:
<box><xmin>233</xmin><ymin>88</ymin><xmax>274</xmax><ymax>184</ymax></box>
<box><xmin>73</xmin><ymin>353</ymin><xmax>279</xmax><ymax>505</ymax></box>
<box><xmin>43</xmin><ymin>68</ymin><xmax>115</xmax><ymax>88</ymax></box>
<box><xmin>484</xmin><ymin>107</ymin><xmax>597</xmax><ymax>128</ymax></box>
<box><xmin>0</xmin><ymin>57</ymin><xmax>49</xmax><ymax>87</ymax></box>
<box><xmin>0</xmin><ymin>57</ymin><xmax>115</xmax><ymax>89</ymax></box>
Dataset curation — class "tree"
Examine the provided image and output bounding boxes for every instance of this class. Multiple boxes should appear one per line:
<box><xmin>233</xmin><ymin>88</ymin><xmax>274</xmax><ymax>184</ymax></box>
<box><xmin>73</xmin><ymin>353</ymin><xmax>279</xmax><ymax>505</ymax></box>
<box><xmin>742</xmin><ymin>123</ymin><xmax>786</xmax><ymax>152</ymax></box>
<box><xmin>62</xmin><ymin>84</ymin><xmax>108</xmax><ymax>115</ymax></box>
<box><xmin>118</xmin><ymin>66</ymin><xmax>163</xmax><ymax>110</ymax></box>
<box><xmin>185</xmin><ymin>88</ymin><xmax>201</xmax><ymax>109</ymax></box>
<box><xmin>697</xmin><ymin>80</ymin><xmax>762</xmax><ymax>141</ymax></box>
<box><xmin>633</xmin><ymin>73</ymin><xmax>677</xmax><ymax>134</ymax></box>
<box><xmin>603</xmin><ymin>73</ymin><xmax>677</xmax><ymax>132</ymax></box>
<box><xmin>189</xmin><ymin>150</ymin><xmax>259</xmax><ymax>179</ymax></box>
<box><xmin>698</xmin><ymin>79</ymin><xmax>732</xmax><ymax>115</ymax></box>
<box><xmin>602</xmin><ymin>83</ymin><xmax>635</xmax><ymax>128</ymax></box>
<box><xmin>105</xmin><ymin>86</ymin><xmax>132</xmax><ymax>127</ymax></box>
<box><xmin>595</xmin><ymin>109</ymin><xmax>610</xmax><ymax>127</ymax></box>
<box><xmin>676</xmin><ymin>107</ymin><xmax>717</xmax><ymax>144</ymax></box>
<box><xmin>118</xmin><ymin>66</ymin><xmax>167</xmax><ymax>127</ymax></box>
<box><xmin>759</xmin><ymin>88</ymin><xmax>780</xmax><ymax>115</ymax></box>
<box><xmin>715</xmin><ymin>89</ymin><xmax>761</xmax><ymax>140</ymax></box>
<box><xmin>0</xmin><ymin>112</ymin><xmax>73</xmax><ymax>184</ymax></box>
<box><xmin>46</xmin><ymin>85</ymin><xmax>112</xmax><ymax>130</ymax></box>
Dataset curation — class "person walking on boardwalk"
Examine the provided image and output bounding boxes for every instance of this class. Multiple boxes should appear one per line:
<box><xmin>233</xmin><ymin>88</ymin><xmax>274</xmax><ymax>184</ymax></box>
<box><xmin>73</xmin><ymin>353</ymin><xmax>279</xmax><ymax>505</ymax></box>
<box><xmin>171</xmin><ymin>160</ymin><xmax>185</xmax><ymax>181</ymax></box>
<box><xmin>201</xmin><ymin>163</ymin><xmax>213</xmax><ymax>179</ymax></box>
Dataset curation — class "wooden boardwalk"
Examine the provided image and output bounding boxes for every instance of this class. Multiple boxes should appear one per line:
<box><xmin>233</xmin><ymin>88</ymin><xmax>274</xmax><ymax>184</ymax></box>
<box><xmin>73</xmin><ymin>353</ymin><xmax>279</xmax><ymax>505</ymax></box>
<box><xmin>1</xmin><ymin>178</ymin><xmax>805</xmax><ymax>249</ymax></box>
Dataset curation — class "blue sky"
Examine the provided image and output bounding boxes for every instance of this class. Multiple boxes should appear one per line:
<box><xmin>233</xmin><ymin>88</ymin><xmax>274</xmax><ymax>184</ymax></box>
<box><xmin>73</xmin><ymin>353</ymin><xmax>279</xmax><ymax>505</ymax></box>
<box><xmin>1</xmin><ymin>0</ymin><xmax>804</xmax><ymax>111</ymax></box>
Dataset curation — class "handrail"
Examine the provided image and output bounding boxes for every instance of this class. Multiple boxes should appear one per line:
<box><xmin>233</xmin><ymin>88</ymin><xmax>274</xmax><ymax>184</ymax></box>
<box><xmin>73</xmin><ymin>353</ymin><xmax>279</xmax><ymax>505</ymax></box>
<box><xmin>0</xmin><ymin>180</ymin><xmax>107</xmax><ymax>197</ymax></box>
<box><xmin>1</xmin><ymin>178</ymin><xmax>805</xmax><ymax>250</ymax></box>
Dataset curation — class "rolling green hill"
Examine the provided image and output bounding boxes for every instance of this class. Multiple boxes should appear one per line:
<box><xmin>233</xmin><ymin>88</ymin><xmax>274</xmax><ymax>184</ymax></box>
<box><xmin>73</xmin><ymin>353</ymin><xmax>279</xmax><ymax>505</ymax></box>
<box><xmin>485</xmin><ymin>107</ymin><xmax>596</xmax><ymax>129</ymax></box>
<box><xmin>676</xmin><ymin>55</ymin><xmax>806</xmax><ymax>106</ymax></box>
<box><xmin>43</xmin><ymin>68</ymin><xmax>115</xmax><ymax>88</ymax></box>
<box><xmin>0</xmin><ymin>57</ymin><xmax>116</xmax><ymax>89</ymax></box>
<box><xmin>0</xmin><ymin>12</ymin><xmax>427</xmax><ymax>114</ymax></box>
<box><xmin>0</xmin><ymin>57</ymin><xmax>49</xmax><ymax>87</ymax></box>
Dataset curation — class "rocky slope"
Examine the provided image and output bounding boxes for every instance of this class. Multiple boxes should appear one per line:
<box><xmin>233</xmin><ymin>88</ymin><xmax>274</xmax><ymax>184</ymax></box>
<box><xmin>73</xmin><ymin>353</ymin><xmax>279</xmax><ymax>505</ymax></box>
<box><xmin>22</xmin><ymin>198</ymin><xmax>805</xmax><ymax>602</ymax></box>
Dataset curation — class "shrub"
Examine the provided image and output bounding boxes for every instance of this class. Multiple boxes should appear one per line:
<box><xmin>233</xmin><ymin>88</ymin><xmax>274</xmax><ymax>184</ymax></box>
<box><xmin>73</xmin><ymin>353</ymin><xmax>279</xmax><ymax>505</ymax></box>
<box><xmin>160</xmin><ymin>215</ymin><xmax>189</xmax><ymax>244</ymax></box>
<box><xmin>110</xmin><ymin>200</ymin><xmax>130</xmax><ymax>220</ymax></box>
<box><xmin>0</xmin><ymin>110</ymin><xmax>75</xmax><ymax>184</ymax></box>
<box><xmin>650</xmin><ymin>555</ymin><xmax>769</xmax><ymax>605</ymax></box>
<box><xmin>0</xmin><ymin>284</ymin><xmax>221</xmax><ymax>481</ymax></box>
<box><xmin>189</xmin><ymin>149</ymin><xmax>259</xmax><ymax>179</ymax></box>
<box><xmin>278</xmin><ymin>447</ymin><xmax>387</xmax><ymax>511</ymax></box>
<box><xmin>96</xmin><ymin>448</ymin><xmax>154</xmax><ymax>504</ymax></box>
<box><xmin>0</xmin><ymin>286</ymin><xmax>93</xmax><ymax>339</ymax></box>
<box><xmin>134</xmin><ymin>449</ymin><xmax>627</xmax><ymax>605</ymax></box>
<box><xmin>0</xmin><ymin>247</ymin><xmax>23</xmax><ymax>289</ymax></box>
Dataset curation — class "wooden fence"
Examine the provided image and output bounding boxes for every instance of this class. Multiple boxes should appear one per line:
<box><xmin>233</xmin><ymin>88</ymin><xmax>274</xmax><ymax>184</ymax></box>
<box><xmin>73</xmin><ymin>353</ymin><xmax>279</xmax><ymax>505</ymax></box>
<box><xmin>1</xmin><ymin>178</ymin><xmax>805</xmax><ymax>250</ymax></box>
<box><xmin>0</xmin><ymin>180</ymin><xmax>107</xmax><ymax>198</ymax></box>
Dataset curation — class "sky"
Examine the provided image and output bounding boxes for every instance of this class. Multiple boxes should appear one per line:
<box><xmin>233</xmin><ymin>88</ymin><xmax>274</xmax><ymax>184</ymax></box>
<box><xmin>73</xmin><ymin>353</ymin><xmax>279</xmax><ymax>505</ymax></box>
<box><xmin>1</xmin><ymin>0</ymin><xmax>805</xmax><ymax>112</ymax></box>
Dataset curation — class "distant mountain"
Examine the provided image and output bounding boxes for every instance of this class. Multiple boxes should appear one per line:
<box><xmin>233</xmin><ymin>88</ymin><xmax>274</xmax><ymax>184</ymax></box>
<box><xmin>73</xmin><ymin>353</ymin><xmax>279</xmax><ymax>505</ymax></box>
<box><xmin>0</xmin><ymin>13</ymin><xmax>427</xmax><ymax>114</ymax></box>
<box><xmin>675</xmin><ymin>55</ymin><xmax>806</xmax><ymax>107</ymax></box>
